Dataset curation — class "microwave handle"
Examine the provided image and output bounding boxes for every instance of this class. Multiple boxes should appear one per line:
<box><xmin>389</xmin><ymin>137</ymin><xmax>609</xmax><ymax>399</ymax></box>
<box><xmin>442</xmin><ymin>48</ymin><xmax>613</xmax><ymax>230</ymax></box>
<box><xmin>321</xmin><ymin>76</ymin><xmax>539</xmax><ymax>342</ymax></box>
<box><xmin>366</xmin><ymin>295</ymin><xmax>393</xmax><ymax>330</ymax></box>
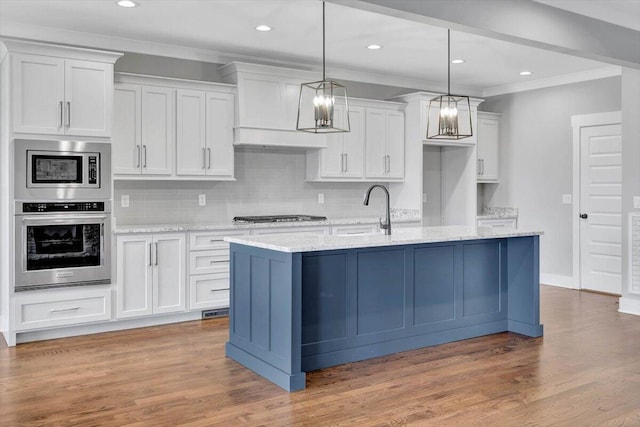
<box><xmin>22</xmin><ymin>215</ymin><xmax>108</xmax><ymax>222</ymax></box>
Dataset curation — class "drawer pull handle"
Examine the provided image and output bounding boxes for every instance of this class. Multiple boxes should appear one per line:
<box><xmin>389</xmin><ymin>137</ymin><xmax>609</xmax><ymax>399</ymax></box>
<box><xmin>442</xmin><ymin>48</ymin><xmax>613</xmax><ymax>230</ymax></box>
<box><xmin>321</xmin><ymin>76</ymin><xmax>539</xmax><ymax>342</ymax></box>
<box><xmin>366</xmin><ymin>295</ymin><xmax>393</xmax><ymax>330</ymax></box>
<box><xmin>50</xmin><ymin>306</ymin><xmax>80</xmax><ymax>313</ymax></box>
<box><xmin>209</xmin><ymin>260</ymin><xmax>229</xmax><ymax>264</ymax></box>
<box><xmin>209</xmin><ymin>239</ymin><xmax>225</xmax><ymax>243</ymax></box>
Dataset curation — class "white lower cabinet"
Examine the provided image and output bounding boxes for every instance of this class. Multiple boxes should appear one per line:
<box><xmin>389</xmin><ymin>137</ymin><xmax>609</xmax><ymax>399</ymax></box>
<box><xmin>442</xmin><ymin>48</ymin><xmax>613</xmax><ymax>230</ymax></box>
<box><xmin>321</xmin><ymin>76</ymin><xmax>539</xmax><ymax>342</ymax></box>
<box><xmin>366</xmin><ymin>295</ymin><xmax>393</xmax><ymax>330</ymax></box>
<box><xmin>188</xmin><ymin>230</ymin><xmax>249</xmax><ymax>310</ymax></box>
<box><xmin>116</xmin><ymin>233</ymin><xmax>186</xmax><ymax>318</ymax></box>
<box><xmin>14</xmin><ymin>287</ymin><xmax>112</xmax><ymax>331</ymax></box>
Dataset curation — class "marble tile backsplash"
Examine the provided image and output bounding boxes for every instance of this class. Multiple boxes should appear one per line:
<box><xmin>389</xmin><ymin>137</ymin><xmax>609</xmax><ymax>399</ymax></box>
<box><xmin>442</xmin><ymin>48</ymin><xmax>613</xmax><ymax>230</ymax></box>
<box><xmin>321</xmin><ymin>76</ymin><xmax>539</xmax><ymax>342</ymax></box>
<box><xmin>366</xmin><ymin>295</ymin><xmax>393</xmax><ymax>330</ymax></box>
<box><xmin>114</xmin><ymin>147</ymin><xmax>392</xmax><ymax>225</ymax></box>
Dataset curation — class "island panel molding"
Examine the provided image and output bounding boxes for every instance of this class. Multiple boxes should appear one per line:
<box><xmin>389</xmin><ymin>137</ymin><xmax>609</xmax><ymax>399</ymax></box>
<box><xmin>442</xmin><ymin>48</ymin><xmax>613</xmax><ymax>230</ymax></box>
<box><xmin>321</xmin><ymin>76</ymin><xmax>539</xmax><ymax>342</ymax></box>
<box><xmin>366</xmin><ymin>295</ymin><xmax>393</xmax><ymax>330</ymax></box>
<box><xmin>226</xmin><ymin>229</ymin><xmax>543</xmax><ymax>391</ymax></box>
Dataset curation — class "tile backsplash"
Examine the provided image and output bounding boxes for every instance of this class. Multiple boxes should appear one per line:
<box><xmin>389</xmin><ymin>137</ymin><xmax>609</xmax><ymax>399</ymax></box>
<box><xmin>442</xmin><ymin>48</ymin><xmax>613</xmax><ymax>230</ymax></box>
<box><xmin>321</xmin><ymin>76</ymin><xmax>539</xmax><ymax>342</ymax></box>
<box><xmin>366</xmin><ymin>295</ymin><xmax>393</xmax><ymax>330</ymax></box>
<box><xmin>114</xmin><ymin>147</ymin><xmax>390</xmax><ymax>225</ymax></box>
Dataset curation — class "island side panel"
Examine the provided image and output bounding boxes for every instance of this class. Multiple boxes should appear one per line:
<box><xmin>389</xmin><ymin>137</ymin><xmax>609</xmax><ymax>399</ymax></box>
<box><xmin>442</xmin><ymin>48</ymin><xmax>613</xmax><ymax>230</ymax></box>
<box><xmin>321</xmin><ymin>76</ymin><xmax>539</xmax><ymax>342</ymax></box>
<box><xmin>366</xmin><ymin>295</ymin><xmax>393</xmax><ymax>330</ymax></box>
<box><xmin>225</xmin><ymin>243</ymin><xmax>305</xmax><ymax>392</ymax></box>
<box><xmin>301</xmin><ymin>240</ymin><xmax>512</xmax><ymax>372</ymax></box>
<box><xmin>506</xmin><ymin>236</ymin><xmax>544</xmax><ymax>337</ymax></box>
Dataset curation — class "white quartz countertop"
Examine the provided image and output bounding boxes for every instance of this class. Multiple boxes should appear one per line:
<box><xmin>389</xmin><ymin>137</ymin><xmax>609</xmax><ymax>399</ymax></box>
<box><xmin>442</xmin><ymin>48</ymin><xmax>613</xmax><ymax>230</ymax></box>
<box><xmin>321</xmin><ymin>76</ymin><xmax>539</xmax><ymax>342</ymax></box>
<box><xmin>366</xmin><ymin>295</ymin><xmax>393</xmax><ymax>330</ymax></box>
<box><xmin>113</xmin><ymin>216</ymin><xmax>421</xmax><ymax>234</ymax></box>
<box><xmin>225</xmin><ymin>225</ymin><xmax>543</xmax><ymax>253</ymax></box>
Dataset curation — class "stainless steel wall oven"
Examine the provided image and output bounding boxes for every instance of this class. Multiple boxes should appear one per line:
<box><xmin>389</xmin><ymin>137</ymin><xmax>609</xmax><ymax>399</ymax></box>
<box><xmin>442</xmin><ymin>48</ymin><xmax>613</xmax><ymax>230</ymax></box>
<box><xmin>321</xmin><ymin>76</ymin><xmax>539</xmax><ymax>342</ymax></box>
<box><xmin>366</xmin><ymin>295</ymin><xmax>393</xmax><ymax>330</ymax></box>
<box><xmin>14</xmin><ymin>139</ymin><xmax>112</xmax><ymax>291</ymax></box>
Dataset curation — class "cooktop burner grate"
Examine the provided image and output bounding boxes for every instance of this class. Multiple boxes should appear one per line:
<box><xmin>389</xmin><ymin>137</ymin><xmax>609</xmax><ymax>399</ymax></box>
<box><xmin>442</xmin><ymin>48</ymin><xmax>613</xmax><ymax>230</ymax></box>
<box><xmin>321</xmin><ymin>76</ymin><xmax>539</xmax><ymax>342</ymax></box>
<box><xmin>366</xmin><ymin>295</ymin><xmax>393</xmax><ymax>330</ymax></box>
<box><xmin>232</xmin><ymin>215</ymin><xmax>327</xmax><ymax>223</ymax></box>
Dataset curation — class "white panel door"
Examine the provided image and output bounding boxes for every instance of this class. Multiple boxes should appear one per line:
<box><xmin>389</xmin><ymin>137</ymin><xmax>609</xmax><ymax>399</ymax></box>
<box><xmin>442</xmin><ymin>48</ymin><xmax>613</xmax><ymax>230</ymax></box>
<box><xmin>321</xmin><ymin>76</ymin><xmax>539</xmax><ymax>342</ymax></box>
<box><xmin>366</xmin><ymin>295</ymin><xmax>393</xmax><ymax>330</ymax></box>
<box><xmin>386</xmin><ymin>110</ymin><xmax>405</xmax><ymax>179</ymax></box>
<box><xmin>12</xmin><ymin>53</ymin><xmax>65</xmax><ymax>135</ymax></box>
<box><xmin>112</xmin><ymin>84</ymin><xmax>142</xmax><ymax>174</ymax></box>
<box><xmin>64</xmin><ymin>59</ymin><xmax>112</xmax><ymax>137</ymax></box>
<box><xmin>116</xmin><ymin>235</ymin><xmax>153</xmax><ymax>318</ymax></box>
<box><xmin>141</xmin><ymin>86</ymin><xmax>174</xmax><ymax>175</ymax></box>
<box><xmin>205</xmin><ymin>92</ymin><xmax>235</xmax><ymax>177</ymax></box>
<box><xmin>365</xmin><ymin>108</ymin><xmax>387</xmax><ymax>178</ymax></box>
<box><xmin>153</xmin><ymin>234</ymin><xmax>186</xmax><ymax>314</ymax></box>
<box><xmin>176</xmin><ymin>89</ymin><xmax>206</xmax><ymax>176</ymax></box>
<box><xmin>580</xmin><ymin>124</ymin><xmax>622</xmax><ymax>294</ymax></box>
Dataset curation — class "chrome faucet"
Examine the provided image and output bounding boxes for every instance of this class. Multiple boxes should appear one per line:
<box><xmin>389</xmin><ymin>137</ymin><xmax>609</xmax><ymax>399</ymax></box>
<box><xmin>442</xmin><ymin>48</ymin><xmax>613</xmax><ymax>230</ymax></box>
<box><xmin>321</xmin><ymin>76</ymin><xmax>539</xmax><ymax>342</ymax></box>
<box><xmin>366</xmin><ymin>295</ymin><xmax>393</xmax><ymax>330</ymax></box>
<box><xmin>363</xmin><ymin>184</ymin><xmax>391</xmax><ymax>235</ymax></box>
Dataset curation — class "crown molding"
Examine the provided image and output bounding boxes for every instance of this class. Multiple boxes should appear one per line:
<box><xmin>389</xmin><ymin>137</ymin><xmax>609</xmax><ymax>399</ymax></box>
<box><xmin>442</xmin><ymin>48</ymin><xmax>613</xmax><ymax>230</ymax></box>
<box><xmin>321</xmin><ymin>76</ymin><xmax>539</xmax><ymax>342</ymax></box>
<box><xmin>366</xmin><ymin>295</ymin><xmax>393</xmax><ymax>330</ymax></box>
<box><xmin>482</xmin><ymin>65</ymin><xmax>622</xmax><ymax>98</ymax></box>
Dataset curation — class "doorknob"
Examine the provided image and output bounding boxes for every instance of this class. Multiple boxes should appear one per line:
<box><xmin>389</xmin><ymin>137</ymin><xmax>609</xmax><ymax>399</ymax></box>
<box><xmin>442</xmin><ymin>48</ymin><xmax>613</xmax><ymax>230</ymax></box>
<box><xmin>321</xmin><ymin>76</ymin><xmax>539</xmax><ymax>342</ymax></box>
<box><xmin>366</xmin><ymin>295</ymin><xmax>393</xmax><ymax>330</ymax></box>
<box><xmin>580</xmin><ymin>213</ymin><xmax>588</xmax><ymax>219</ymax></box>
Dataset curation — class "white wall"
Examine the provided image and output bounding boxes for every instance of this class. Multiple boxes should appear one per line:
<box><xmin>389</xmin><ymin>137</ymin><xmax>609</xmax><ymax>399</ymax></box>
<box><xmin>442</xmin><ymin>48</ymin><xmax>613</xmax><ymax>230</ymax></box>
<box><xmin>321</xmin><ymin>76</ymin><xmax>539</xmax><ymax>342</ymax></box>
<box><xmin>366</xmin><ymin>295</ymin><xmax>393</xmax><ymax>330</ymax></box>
<box><xmin>480</xmin><ymin>76</ymin><xmax>621</xmax><ymax>283</ymax></box>
<box><xmin>620</xmin><ymin>68</ymin><xmax>640</xmax><ymax>315</ymax></box>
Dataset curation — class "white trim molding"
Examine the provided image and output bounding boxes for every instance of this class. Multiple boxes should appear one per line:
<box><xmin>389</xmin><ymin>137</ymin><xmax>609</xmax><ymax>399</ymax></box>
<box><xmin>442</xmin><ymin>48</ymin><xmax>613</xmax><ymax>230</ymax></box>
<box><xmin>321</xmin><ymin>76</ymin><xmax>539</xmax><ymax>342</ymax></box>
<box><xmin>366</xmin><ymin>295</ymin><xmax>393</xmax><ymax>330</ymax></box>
<box><xmin>619</xmin><ymin>296</ymin><xmax>640</xmax><ymax>316</ymax></box>
<box><xmin>540</xmin><ymin>273</ymin><xmax>576</xmax><ymax>289</ymax></box>
<box><xmin>483</xmin><ymin>66</ymin><xmax>622</xmax><ymax>98</ymax></box>
<box><xmin>571</xmin><ymin>111</ymin><xmax>622</xmax><ymax>292</ymax></box>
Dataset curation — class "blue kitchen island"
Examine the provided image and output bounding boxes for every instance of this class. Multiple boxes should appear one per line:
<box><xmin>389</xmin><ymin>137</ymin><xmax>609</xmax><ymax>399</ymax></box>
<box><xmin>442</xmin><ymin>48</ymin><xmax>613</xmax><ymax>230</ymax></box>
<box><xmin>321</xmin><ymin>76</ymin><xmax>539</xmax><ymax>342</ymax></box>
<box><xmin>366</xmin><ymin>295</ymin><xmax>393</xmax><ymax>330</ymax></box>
<box><xmin>225</xmin><ymin>226</ymin><xmax>543</xmax><ymax>391</ymax></box>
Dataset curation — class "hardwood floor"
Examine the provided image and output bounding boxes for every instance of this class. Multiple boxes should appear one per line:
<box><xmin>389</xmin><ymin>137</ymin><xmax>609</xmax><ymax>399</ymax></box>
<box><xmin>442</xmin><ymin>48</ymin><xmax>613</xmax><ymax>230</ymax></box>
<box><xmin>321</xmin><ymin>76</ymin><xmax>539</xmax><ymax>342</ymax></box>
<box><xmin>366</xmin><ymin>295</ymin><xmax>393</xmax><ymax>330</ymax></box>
<box><xmin>1</xmin><ymin>285</ymin><xmax>639</xmax><ymax>426</ymax></box>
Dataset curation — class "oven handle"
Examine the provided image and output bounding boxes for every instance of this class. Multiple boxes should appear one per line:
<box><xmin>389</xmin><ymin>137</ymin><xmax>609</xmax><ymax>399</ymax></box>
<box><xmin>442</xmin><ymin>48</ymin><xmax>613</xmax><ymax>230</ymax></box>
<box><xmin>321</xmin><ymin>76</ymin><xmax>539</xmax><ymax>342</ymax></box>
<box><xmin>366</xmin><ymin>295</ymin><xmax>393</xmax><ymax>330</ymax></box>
<box><xmin>21</xmin><ymin>215</ymin><xmax>108</xmax><ymax>222</ymax></box>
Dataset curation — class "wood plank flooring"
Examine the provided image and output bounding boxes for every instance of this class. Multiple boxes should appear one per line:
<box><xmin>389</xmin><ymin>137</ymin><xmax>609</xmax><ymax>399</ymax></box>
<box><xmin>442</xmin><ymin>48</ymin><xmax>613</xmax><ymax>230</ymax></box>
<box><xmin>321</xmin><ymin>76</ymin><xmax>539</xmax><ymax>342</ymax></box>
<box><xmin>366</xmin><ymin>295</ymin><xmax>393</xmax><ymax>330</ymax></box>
<box><xmin>1</xmin><ymin>285</ymin><xmax>639</xmax><ymax>426</ymax></box>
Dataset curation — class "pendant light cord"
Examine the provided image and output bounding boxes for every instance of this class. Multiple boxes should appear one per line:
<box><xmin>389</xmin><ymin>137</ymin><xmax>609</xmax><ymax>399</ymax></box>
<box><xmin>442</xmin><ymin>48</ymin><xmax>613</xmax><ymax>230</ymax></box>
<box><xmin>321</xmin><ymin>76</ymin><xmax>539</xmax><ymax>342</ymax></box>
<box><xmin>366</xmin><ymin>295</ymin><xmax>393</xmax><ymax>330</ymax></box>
<box><xmin>322</xmin><ymin>1</ymin><xmax>326</xmax><ymax>81</ymax></box>
<box><xmin>447</xmin><ymin>29</ymin><xmax>451</xmax><ymax>96</ymax></box>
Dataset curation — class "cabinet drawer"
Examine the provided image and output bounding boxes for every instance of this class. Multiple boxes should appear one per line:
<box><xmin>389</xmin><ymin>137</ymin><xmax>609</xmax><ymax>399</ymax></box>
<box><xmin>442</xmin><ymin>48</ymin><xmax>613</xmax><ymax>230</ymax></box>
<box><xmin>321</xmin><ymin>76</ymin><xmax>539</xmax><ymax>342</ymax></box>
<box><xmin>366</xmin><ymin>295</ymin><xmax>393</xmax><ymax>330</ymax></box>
<box><xmin>252</xmin><ymin>226</ymin><xmax>329</xmax><ymax>236</ymax></box>
<box><xmin>190</xmin><ymin>250</ymin><xmax>229</xmax><ymax>274</ymax></box>
<box><xmin>190</xmin><ymin>230</ymin><xmax>249</xmax><ymax>251</ymax></box>
<box><xmin>477</xmin><ymin>218</ymin><xmax>517</xmax><ymax>229</ymax></box>
<box><xmin>332</xmin><ymin>224</ymin><xmax>379</xmax><ymax>235</ymax></box>
<box><xmin>189</xmin><ymin>273</ymin><xmax>230</xmax><ymax>310</ymax></box>
<box><xmin>15</xmin><ymin>288</ymin><xmax>111</xmax><ymax>331</ymax></box>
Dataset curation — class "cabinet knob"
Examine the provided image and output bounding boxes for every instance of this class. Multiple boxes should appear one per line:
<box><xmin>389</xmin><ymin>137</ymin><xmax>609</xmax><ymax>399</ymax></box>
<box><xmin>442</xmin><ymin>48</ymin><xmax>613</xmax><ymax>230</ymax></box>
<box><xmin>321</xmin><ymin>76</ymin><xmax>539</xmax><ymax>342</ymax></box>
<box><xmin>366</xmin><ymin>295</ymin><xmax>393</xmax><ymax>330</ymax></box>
<box><xmin>580</xmin><ymin>213</ymin><xmax>588</xmax><ymax>219</ymax></box>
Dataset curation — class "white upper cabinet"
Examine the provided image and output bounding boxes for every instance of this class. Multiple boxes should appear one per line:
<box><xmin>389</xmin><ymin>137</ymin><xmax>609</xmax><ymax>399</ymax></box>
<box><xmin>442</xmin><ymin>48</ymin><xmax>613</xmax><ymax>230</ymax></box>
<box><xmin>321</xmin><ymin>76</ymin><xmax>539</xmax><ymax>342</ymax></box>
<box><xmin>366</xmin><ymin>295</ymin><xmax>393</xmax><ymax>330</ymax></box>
<box><xmin>8</xmin><ymin>40</ymin><xmax>121</xmax><ymax>138</ymax></box>
<box><xmin>113</xmin><ymin>73</ymin><xmax>235</xmax><ymax>180</ymax></box>
<box><xmin>476</xmin><ymin>112</ymin><xmax>501</xmax><ymax>183</ymax></box>
<box><xmin>220</xmin><ymin>62</ymin><xmax>326</xmax><ymax>148</ymax></box>
<box><xmin>176</xmin><ymin>89</ymin><xmax>234</xmax><ymax>178</ymax></box>
<box><xmin>365</xmin><ymin>107</ymin><xmax>405</xmax><ymax>180</ymax></box>
<box><xmin>307</xmin><ymin>99</ymin><xmax>405</xmax><ymax>182</ymax></box>
<box><xmin>113</xmin><ymin>82</ymin><xmax>174</xmax><ymax>176</ymax></box>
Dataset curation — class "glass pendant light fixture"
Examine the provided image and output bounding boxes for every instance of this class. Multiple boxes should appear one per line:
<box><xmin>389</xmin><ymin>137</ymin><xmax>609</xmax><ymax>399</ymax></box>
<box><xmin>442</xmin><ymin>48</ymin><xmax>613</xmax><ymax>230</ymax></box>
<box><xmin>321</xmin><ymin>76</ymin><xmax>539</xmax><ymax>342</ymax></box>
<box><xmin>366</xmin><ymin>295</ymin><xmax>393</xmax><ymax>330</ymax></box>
<box><xmin>296</xmin><ymin>1</ymin><xmax>350</xmax><ymax>133</ymax></box>
<box><xmin>426</xmin><ymin>29</ymin><xmax>472</xmax><ymax>140</ymax></box>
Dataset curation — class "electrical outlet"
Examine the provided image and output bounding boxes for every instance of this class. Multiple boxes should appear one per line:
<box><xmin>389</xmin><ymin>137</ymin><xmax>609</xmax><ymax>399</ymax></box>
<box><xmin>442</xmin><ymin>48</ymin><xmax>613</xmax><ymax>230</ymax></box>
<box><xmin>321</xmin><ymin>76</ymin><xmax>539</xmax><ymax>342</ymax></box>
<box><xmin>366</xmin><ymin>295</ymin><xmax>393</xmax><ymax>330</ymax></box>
<box><xmin>121</xmin><ymin>195</ymin><xmax>129</xmax><ymax>208</ymax></box>
<box><xmin>318</xmin><ymin>193</ymin><xmax>325</xmax><ymax>204</ymax></box>
<box><xmin>198</xmin><ymin>194</ymin><xmax>206</xmax><ymax>206</ymax></box>
<box><xmin>634</xmin><ymin>196</ymin><xmax>640</xmax><ymax>209</ymax></box>
<box><xmin>562</xmin><ymin>194</ymin><xmax>572</xmax><ymax>205</ymax></box>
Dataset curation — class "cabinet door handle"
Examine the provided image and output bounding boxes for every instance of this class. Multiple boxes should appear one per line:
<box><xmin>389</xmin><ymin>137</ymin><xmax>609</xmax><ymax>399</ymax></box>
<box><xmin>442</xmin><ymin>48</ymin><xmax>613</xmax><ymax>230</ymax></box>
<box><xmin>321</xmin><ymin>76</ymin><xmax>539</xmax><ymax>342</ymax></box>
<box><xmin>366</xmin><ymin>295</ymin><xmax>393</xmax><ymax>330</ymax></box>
<box><xmin>207</xmin><ymin>148</ymin><xmax>211</xmax><ymax>169</ymax></box>
<box><xmin>386</xmin><ymin>155</ymin><xmax>391</xmax><ymax>173</ymax></box>
<box><xmin>340</xmin><ymin>153</ymin><xmax>345</xmax><ymax>172</ymax></box>
<box><xmin>50</xmin><ymin>306</ymin><xmax>80</xmax><ymax>313</ymax></box>
<box><xmin>136</xmin><ymin>145</ymin><xmax>141</xmax><ymax>168</ymax></box>
<box><xmin>481</xmin><ymin>159</ymin><xmax>485</xmax><ymax>174</ymax></box>
<box><xmin>58</xmin><ymin>101</ymin><xmax>63</xmax><ymax>129</ymax></box>
<box><xmin>143</xmin><ymin>145</ymin><xmax>147</xmax><ymax>168</ymax></box>
<box><xmin>149</xmin><ymin>242</ymin><xmax>153</xmax><ymax>266</ymax></box>
<box><xmin>66</xmin><ymin>101</ymin><xmax>71</xmax><ymax>127</ymax></box>
<box><xmin>202</xmin><ymin>148</ymin><xmax>206</xmax><ymax>169</ymax></box>
<box><xmin>154</xmin><ymin>242</ymin><xmax>159</xmax><ymax>266</ymax></box>
<box><xmin>477</xmin><ymin>159</ymin><xmax>482</xmax><ymax>175</ymax></box>
<box><xmin>344</xmin><ymin>153</ymin><xmax>348</xmax><ymax>172</ymax></box>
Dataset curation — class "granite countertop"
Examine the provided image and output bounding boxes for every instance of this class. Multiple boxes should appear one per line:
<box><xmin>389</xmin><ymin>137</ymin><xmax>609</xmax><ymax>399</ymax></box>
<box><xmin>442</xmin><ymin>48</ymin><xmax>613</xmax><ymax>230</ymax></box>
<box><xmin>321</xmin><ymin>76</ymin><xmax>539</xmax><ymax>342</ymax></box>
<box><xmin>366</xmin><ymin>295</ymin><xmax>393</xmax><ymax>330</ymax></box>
<box><xmin>225</xmin><ymin>225</ymin><xmax>543</xmax><ymax>253</ymax></box>
<box><xmin>477</xmin><ymin>207</ymin><xmax>519</xmax><ymax>220</ymax></box>
<box><xmin>113</xmin><ymin>216</ymin><xmax>422</xmax><ymax>234</ymax></box>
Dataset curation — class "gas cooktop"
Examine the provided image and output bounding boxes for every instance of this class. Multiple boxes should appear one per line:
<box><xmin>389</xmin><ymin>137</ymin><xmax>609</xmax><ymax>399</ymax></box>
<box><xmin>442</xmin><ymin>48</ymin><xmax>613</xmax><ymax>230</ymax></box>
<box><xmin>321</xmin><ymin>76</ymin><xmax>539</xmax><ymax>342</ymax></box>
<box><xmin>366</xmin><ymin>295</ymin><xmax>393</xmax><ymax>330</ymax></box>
<box><xmin>232</xmin><ymin>215</ymin><xmax>327</xmax><ymax>223</ymax></box>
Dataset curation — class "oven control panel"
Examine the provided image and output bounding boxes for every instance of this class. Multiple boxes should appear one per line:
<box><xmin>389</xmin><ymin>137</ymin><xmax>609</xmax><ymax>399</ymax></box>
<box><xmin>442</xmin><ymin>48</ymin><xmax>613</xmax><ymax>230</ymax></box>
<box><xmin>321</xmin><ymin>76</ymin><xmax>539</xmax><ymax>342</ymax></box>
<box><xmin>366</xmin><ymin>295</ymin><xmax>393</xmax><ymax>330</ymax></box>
<box><xmin>22</xmin><ymin>202</ymin><xmax>105</xmax><ymax>213</ymax></box>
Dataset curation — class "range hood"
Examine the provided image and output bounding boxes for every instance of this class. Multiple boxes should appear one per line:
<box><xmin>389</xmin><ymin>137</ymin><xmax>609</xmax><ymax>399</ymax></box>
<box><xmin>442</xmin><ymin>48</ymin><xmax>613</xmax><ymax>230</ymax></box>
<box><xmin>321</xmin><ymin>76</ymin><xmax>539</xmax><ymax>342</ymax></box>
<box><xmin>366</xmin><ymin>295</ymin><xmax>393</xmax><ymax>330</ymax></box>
<box><xmin>220</xmin><ymin>62</ymin><xmax>328</xmax><ymax>149</ymax></box>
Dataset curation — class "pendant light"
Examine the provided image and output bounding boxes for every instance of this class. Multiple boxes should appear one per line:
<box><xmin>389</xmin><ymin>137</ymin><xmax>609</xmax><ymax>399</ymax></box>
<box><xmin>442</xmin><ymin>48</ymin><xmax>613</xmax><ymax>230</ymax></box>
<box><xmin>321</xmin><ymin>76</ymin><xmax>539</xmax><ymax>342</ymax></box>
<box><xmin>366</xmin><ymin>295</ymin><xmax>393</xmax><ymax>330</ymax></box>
<box><xmin>426</xmin><ymin>29</ymin><xmax>472</xmax><ymax>140</ymax></box>
<box><xmin>296</xmin><ymin>1</ymin><xmax>350</xmax><ymax>133</ymax></box>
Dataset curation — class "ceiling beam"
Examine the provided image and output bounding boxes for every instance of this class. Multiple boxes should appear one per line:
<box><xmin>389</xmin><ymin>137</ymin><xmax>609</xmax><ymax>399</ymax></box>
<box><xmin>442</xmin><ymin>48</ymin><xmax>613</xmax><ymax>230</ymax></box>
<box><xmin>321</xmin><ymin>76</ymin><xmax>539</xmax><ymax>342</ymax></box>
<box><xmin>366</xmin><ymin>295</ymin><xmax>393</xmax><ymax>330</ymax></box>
<box><xmin>329</xmin><ymin>0</ymin><xmax>640</xmax><ymax>69</ymax></box>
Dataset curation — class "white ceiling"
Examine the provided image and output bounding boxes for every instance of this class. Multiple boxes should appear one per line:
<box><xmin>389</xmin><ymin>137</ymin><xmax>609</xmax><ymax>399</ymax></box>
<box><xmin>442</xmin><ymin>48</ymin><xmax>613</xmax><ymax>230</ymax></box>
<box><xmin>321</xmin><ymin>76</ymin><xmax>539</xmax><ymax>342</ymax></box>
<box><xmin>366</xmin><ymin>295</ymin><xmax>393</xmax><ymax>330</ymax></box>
<box><xmin>0</xmin><ymin>0</ymin><xmax>634</xmax><ymax>96</ymax></box>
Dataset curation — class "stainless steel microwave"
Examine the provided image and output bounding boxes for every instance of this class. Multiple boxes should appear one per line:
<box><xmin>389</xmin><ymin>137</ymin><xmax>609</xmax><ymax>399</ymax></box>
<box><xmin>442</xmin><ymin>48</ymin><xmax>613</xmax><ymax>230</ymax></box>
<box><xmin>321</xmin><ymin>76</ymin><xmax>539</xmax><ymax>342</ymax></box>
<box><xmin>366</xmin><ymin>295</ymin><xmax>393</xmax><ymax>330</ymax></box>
<box><xmin>14</xmin><ymin>139</ymin><xmax>111</xmax><ymax>200</ymax></box>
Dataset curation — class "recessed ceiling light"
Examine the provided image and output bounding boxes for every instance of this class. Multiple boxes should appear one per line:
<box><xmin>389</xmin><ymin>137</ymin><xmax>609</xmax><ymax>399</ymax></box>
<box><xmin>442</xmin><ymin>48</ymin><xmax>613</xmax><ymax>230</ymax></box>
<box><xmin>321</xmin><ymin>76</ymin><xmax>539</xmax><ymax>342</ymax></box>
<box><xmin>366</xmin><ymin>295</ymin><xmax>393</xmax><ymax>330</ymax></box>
<box><xmin>520</xmin><ymin>71</ymin><xmax>533</xmax><ymax>76</ymax></box>
<box><xmin>367</xmin><ymin>44</ymin><xmax>382</xmax><ymax>50</ymax></box>
<box><xmin>117</xmin><ymin>0</ymin><xmax>138</xmax><ymax>7</ymax></box>
<box><xmin>255</xmin><ymin>25</ymin><xmax>272</xmax><ymax>32</ymax></box>
<box><xmin>451</xmin><ymin>59</ymin><xmax>465</xmax><ymax>64</ymax></box>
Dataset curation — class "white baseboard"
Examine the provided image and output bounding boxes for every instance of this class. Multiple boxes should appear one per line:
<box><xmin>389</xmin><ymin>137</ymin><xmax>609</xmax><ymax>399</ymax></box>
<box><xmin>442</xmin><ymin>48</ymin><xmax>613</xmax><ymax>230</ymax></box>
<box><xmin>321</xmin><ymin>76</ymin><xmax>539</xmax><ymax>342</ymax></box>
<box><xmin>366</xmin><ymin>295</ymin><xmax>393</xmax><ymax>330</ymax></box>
<box><xmin>618</xmin><ymin>296</ymin><xmax>640</xmax><ymax>316</ymax></box>
<box><xmin>540</xmin><ymin>273</ymin><xmax>576</xmax><ymax>289</ymax></box>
